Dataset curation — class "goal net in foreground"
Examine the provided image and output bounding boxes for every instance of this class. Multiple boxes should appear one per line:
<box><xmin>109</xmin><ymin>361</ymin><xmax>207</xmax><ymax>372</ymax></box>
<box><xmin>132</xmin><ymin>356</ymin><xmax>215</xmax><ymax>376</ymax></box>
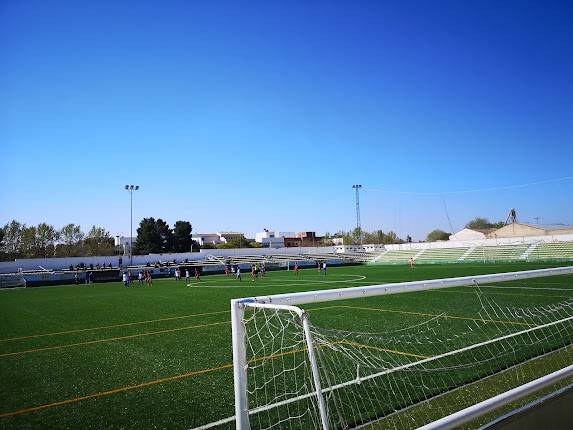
<box><xmin>229</xmin><ymin>267</ymin><xmax>573</xmax><ymax>430</ymax></box>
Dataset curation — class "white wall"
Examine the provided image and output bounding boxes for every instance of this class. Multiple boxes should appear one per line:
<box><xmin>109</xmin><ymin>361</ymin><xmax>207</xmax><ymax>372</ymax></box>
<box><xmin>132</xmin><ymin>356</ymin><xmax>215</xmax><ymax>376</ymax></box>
<box><xmin>0</xmin><ymin>246</ymin><xmax>337</xmax><ymax>273</ymax></box>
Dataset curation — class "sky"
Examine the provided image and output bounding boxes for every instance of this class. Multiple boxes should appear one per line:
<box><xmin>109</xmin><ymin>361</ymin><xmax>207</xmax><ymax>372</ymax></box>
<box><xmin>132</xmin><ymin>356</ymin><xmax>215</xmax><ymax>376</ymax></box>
<box><xmin>1</xmin><ymin>0</ymin><xmax>572</xmax><ymax>240</ymax></box>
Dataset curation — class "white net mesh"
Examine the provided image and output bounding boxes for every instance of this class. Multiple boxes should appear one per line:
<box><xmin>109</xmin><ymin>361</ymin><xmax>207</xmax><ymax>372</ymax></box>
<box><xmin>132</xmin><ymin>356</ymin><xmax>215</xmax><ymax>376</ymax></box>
<box><xmin>240</xmin><ymin>282</ymin><xmax>573</xmax><ymax>429</ymax></box>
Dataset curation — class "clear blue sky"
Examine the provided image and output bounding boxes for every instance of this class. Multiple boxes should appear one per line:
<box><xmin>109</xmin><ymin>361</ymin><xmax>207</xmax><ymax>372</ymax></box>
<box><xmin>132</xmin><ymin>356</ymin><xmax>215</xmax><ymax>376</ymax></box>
<box><xmin>1</xmin><ymin>0</ymin><xmax>572</xmax><ymax>240</ymax></box>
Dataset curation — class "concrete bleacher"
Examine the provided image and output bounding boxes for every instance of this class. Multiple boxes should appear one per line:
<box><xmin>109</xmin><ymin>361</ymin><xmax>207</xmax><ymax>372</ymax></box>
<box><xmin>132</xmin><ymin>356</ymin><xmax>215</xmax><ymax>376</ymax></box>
<box><xmin>463</xmin><ymin>244</ymin><xmax>529</xmax><ymax>262</ymax></box>
<box><xmin>374</xmin><ymin>249</ymin><xmax>419</xmax><ymax>263</ymax></box>
<box><xmin>416</xmin><ymin>247</ymin><xmax>469</xmax><ymax>262</ymax></box>
<box><xmin>369</xmin><ymin>241</ymin><xmax>573</xmax><ymax>265</ymax></box>
<box><xmin>527</xmin><ymin>242</ymin><xmax>573</xmax><ymax>260</ymax></box>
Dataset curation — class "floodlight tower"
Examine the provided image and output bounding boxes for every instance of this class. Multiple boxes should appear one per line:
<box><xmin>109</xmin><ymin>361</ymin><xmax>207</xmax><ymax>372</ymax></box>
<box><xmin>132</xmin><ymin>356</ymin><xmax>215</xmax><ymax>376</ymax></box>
<box><xmin>352</xmin><ymin>185</ymin><xmax>363</xmax><ymax>244</ymax></box>
<box><xmin>125</xmin><ymin>185</ymin><xmax>140</xmax><ymax>266</ymax></box>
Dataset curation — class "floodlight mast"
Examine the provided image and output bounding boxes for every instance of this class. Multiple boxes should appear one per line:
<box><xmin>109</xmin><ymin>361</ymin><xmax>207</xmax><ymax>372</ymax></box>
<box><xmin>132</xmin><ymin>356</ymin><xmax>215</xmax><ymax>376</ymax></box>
<box><xmin>352</xmin><ymin>185</ymin><xmax>363</xmax><ymax>244</ymax></box>
<box><xmin>124</xmin><ymin>185</ymin><xmax>140</xmax><ymax>265</ymax></box>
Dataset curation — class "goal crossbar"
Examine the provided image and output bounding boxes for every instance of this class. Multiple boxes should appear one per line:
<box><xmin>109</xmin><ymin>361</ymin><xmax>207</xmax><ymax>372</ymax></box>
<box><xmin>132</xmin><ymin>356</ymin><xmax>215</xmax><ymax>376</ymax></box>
<box><xmin>230</xmin><ymin>266</ymin><xmax>573</xmax><ymax>430</ymax></box>
<box><xmin>238</xmin><ymin>266</ymin><xmax>573</xmax><ymax>307</ymax></box>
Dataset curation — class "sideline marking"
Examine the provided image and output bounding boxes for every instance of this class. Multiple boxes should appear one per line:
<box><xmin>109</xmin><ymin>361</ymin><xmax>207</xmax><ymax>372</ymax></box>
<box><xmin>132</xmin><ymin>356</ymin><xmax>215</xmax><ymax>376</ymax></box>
<box><xmin>428</xmin><ymin>289</ymin><xmax>570</xmax><ymax>300</ymax></box>
<box><xmin>190</xmin><ymin>274</ymin><xmax>367</xmax><ymax>289</ymax></box>
<box><xmin>473</xmin><ymin>284</ymin><xmax>573</xmax><ymax>293</ymax></box>
<box><xmin>1</xmin><ymin>303</ymin><xmax>531</xmax><ymax>357</ymax></box>
<box><xmin>0</xmin><ymin>276</ymin><xmax>366</xmax><ymax>343</ymax></box>
<box><xmin>0</xmin><ymin>338</ymin><xmax>425</xmax><ymax>419</ymax></box>
<box><xmin>0</xmin><ymin>310</ymin><xmax>229</xmax><ymax>343</ymax></box>
<box><xmin>339</xmin><ymin>306</ymin><xmax>532</xmax><ymax>327</ymax></box>
<box><xmin>0</xmin><ymin>306</ymin><xmax>338</xmax><ymax>357</ymax></box>
<box><xmin>0</xmin><ymin>321</ymin><xmax>231</xmax><ymax>358</ymax></box>
<box><xmin>337</xmin><ymin>340</ymin><xmax>430</xmax><ymax>359</ymax></box>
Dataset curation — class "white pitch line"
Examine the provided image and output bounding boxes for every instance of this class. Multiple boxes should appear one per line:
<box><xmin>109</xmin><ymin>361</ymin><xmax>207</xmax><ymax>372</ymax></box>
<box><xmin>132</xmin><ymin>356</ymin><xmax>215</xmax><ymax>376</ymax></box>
<box><xmin>474</xmin><ymin>284</ymin><xmax>573</xmax><ymax>292</ymax></box>
<box><xmin>188</xmin><ymin>275</ymin><xmax>367</xmax><ymax>289</ymax></box>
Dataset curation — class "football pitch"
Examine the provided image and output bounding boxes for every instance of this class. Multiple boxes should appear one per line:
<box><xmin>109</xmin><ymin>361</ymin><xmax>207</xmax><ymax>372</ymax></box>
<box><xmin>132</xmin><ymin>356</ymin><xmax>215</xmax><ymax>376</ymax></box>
<box><xmin>1</xmin><ymin>262</ymin><xmax>572</xmax><ymax>430</ymax></box>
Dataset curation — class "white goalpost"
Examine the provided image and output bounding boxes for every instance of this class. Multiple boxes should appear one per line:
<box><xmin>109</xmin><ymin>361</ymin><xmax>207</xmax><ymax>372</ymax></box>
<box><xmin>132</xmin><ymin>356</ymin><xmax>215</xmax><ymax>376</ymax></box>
<box><xmin>230</xmin><ymin>266</ymin><xmax>573</xmax><ymax>430</ymax></box>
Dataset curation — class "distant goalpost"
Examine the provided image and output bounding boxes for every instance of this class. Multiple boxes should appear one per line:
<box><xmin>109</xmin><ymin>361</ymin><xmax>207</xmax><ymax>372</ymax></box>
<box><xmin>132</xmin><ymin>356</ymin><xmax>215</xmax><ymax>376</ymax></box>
<box><xmin>227</xmin><ymin>266</ymin><xmax>573</xmax><ymax>430</ymax></box>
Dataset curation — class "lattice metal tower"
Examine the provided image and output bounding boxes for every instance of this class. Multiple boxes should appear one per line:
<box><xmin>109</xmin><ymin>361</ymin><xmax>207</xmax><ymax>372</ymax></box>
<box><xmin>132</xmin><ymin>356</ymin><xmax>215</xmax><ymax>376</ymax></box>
<box><xmin>352</xmin><ymin>184</ymin><xmax>362</xmax><ymax>243</ymax></box>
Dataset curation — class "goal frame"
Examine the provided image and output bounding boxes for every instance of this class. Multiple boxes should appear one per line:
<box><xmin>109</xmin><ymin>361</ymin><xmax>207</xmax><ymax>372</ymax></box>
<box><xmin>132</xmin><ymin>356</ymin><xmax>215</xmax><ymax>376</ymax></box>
<box><xmin>231</xmin><ymin>266</ymin><xmax>573</xmax><ymax>430</ymax></box>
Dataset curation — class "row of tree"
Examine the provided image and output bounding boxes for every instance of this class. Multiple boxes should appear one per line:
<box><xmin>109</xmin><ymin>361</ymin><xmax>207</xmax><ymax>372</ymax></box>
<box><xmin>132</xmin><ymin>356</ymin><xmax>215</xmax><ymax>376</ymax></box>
<box><xmin>325</xmin><ymin>229</ymin><xmax>405</xmax><ymax>245</ymax></box>
<box><xmin>0</xmin><ymin>220</ymin><xmax>115</xmax><ymax>261</ymax></box>
<box><xmin>133</xmin><ymin>218</ymin><xmax>194</xmax><ymax>254</ymax></box>
<box><xmin>0</xmin><ymin>215</ymin><xmax>507</xmax><ymax>260</ymax></box>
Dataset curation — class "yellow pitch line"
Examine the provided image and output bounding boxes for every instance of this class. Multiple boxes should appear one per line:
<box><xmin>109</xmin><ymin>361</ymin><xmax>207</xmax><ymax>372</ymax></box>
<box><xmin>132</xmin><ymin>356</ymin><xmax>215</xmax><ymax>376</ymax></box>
<box><xmin>338</xmin><ymin>305</ymin><xmax>532</xmax><ymax>327</ymax></box>
<box><xmin>0</xmin><ymin>321</ymin><xmax>231</xmax><ymax>358</ymax></box>
<box><xmin>0</xmin><ymin>362</ymin><xmax>235</xmax><ymax>419</ymax></box>
<box><xmin>427</xmin><ymin>289</ymin><xmax>570</xmax><ymax>300</ymax></box>
<box><xmin>1</xmin><ymin>306</ymin><xmax>341</xmax><ymax>357</ymax></box>
<box><xmin>336</xmin><ymin>340</ymin><xmax>429</xmax><ymax>359</ymax></box>
<box><xmin>0</xmin><ymin>309</ymin><xmax>230</xmax><ymax>343</ymax></box>
<box><xmin>0</xmin><ymin>340</ymin><xmax>424</xmax><ymax>419</ymax></box>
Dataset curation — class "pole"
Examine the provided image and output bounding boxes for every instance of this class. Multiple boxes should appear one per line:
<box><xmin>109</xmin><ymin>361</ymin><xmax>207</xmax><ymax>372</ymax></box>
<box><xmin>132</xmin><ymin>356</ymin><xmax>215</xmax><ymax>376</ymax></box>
<box><xmin>231</xmin><ymin>300</ymin><xmax>250</xmax><ymax>429</ymax></box>
<box><xmin>125</xmin><ymin>185</ymin><xmax>139</xmax><ymax>266</ymax></box>
<box><xmin>352</xmin><ymin>185</ymin><xmax>362</xmax><ymax>244</ymax></box>
<box><xmin>130</xmin><ymin>189</ymin><xmax>133</xmax><ymax>266</ymax></box>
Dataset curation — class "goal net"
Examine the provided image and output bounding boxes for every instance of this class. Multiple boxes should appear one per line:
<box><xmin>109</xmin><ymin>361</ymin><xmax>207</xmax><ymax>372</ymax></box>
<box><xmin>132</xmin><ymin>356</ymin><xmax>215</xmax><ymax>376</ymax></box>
<box><xmin>0</xmin><ymin>273</ymin><xmax>27</xmax><ymax>289</ymax></box>
<box><xmin>230</xmin><ymin>267</ymin><xmax>573</xmax><ymax>430</ymax></box>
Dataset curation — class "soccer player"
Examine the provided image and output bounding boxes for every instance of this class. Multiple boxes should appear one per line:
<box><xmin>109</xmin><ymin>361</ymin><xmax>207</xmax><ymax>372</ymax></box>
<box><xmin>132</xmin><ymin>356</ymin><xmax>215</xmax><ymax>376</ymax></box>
<box><xmin>236</xmin><ymin>266</ymin><xmax>242</xmax><ymax>282</ymax></box>
<box><xmin>146</xmin><ymin>270</ymin><xmax>153</xmax><ymax>286</ymax></box>
<box><xmin>317</xmin><ymin>261</ymin><xmax>321</xmax><ymax>272</ymax></box>
<box><xmin>251</xmin><ymin>264</ymin><xmax>257</xmax><ymax>282</ymax></box>
<box><xmin>138</xmin><ymin>271</ymin><xmax>144</xmax><ymax>285</ymax></box>
<box><xmin>322</xmin><ymin>262</ymin><xmax>327</xmax><ymax>276</ymax></box>
<box><xmin>261</xmin><ymin>263</ymin><xmax>266</xmax><ymax>277</ymax></box>
<box><xmin>409</xmin><ymin>257</ymin><xmax>415</xmax><ymax>269</ymax></box>
<box><xmin>185</xmin><ymin>269</ymin><xmax>190</xmax><ymax>285</ymax></box>
<box><xmin>122</xmin><ymin>271</ymin><xmax>129</xmax><ymax>288</ymax></box>
<box><xmin>195</xmin><ymin>267</ymin><xmax>201</xmax><ymax>282</ymax></box>
<box><xmin>74</xmin><ymin>272</ymin><xmax>79</xmax><ymax>285</ymax></box>
<box><xmin>175</xmin><ymin>268</ymin><xmax>181</xmax><ymax>282</ymax></box>
<box><xmin>294</xmin><ymin>263</ymin><xmax>299</xmax><ymax>276</ymax></box>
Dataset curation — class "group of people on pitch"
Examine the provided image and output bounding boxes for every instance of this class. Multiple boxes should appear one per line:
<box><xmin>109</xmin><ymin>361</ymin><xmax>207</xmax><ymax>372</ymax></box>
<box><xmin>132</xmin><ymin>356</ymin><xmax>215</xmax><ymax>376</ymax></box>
<box><xmin>122</xmin><ymin>270</ymin><xmax>153</xmax><ymax>287</ymax></box>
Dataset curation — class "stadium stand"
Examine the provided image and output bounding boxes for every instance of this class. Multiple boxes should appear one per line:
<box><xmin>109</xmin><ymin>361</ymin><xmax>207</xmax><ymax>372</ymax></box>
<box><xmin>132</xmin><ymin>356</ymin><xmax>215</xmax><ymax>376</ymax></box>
<box><xmin>416</xmin><ymin>246</ymin><xmax>469</xmax><ymax>262</ymax></box>
<box><xmin>527</xmin><ymin>241</ymin><xmax>573</xmax><ymax>260</ymax></box>
<box><xmin>457</xmin><ymin>244</ymin><xmax>529</xmax><ymax>262</ymax></box>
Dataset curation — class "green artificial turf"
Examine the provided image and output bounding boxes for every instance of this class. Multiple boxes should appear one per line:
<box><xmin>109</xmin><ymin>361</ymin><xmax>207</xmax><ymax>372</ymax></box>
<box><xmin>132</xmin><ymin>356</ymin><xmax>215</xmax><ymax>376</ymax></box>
<box><xmin>1</xmin><ymin>262</ymin><xmax>572</xmax><ymax>429</ymax></box>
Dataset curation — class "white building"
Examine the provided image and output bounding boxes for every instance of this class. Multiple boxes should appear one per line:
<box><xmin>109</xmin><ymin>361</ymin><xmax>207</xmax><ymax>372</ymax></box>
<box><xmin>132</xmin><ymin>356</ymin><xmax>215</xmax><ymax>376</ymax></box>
<box><xmin>192</xmin><ymin>232</ymin><xmax>244</xmax><ymax>246</ymax></box>
<box><xmin>255</xmin><ymin>230</ymin><xmax>295</xmax><ymax>248</ymax></box>
<box><xmin>449</xmin><ymin>228</ymin><xmax>488</xmax><ymax>241</ymax></box>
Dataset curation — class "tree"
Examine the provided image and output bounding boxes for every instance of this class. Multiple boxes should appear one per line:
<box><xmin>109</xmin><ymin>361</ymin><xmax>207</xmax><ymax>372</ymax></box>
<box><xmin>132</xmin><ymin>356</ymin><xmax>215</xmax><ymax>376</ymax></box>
<box><xmin>1</xmin><ymin>220</ymin><xmax>24</xmax><ymax>257</ymax></box>
<box><xmin>20</xmin><ymin>226</ymin><xmax>40</xmax><ymax>257</ymax></box>
<box><xmin>466</xmin><ymin>217</ymin><xmax>490</xmax><ymax>230</ymax></box>
<box><xmin>36</xmin><ymin>223</ymin><xmax>59</xmax><ymax>257</ymax></box>
<box><xmin>172</xmin><ymin>221</ymin><xmax>192</xmax><ymax>252</ymax></box>
<box><xmin>156</xmin><ymin>219</ymin><xmax>173</xmax><ymax>253</ymax></box>
<box><xmin>83</xmin><ymin>226</ymin><xmax>114</xmax><ymax>256</ymax></box>
<box><xmin>426</xmin><ymin>229</ymin><xmax>450</xmax><ymax>242</ymax></box>
<box><xmin>59</xmin><ymin>224</ymin><xmax>84</xmax><ymax>256</ymax></box>
<box><xmin>466</xmin><ymin>217</ymin><xmax>504</xmax><ymax>230</ymax></box>
<box><xmin>134</xmin><ymin>218</ymin><xmax>161</xmax><ymax>254</ymax></box>
<box><xmin>216</xmin><ymin>238</ymin><xmax>243</xmax><ymax>249</ymax></box>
